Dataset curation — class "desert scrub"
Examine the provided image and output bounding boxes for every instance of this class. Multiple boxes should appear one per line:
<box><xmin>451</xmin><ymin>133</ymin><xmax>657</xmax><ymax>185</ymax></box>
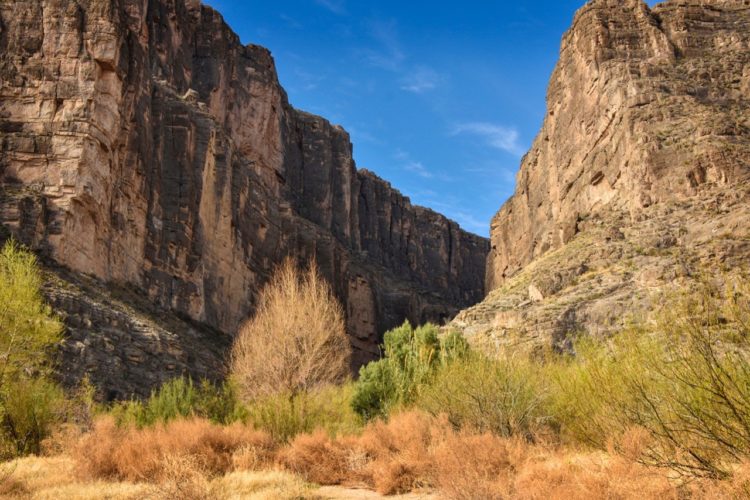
<box><xmin>351</xmin><ymin>322</ymin><xmax>469</xmax><ymax>419</ymax></box>
<box><xmin>417</xmin><ymin>353</ymin><xmax>550</xmax><ymax>439</ymax></box>
<box><xmin>548</xmin><ymin>275</ymin><xmax>750</xmax><ymax>477</ymax></box>
<box><xmin>109</xmin><ymin>377</ymin><xmax>248</xmax><ymax>428</ymax></box>
<box><xmin>0</xmin><ymin>240</ymin><xmax>66</xmax><ymax>457</ymax></box>
<box><xmin>245</xmin><ymin>383</ymin><xmax>362</xmax><ymax>443</ymax></box>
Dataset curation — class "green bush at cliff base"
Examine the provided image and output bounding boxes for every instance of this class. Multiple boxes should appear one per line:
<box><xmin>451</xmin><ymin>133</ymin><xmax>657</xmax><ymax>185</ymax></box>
<box><xmin>0</xmin><ymin>240</ymin><xmax>66</xmax><ymax>458</ymax></box>
<box><xmin>351</xmin><ymin>322</ymin><xmax>469</xmax><ymax>420</ymax></box>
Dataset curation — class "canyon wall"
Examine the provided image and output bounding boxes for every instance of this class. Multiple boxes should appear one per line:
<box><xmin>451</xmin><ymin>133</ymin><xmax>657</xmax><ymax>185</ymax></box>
<box><xmin>455</xmin><ymin>0</ymin><xmax>750</xmax><ymax>352</ymax></box>
<box><xmin>0</xmin><ymin>0</ymin><xmax>488</xmax><ymax>394</ymax></box>
<box><xmin>487</xmin><ymin>0</ymin><xmax>749</xmax><ymax>290</ymax></box>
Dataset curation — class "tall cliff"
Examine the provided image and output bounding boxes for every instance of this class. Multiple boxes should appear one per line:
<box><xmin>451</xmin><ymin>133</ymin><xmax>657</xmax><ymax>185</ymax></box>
<box><xmin>454</xmin><ymin>0</ymin><xmax>750</xmax><ymax>352</ymax></box>
<box><xmin>0</xmin><ymin>0</ymin><xmax>488</xmax><ymax>396</ymax></box>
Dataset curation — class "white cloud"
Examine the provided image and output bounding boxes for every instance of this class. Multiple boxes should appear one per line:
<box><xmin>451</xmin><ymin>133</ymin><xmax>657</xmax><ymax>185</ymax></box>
<box><xmin>314</xmin><ymin>0</ymin><xmax>345</xmax><ymax>15</ymax></box>
<box><xmin>405</xmin><ymin>161</ymin><xmax>433</xmax><ymax>179</ymax></box>
<box><xmin>452</xmin><ymin>122</ymin><xmax>526</xmax><ymax>157</ymax></box>
<box><xmin>400</xmin><ymin>67</ymin><xmax>441</xmax><ymax>93</ymax></box>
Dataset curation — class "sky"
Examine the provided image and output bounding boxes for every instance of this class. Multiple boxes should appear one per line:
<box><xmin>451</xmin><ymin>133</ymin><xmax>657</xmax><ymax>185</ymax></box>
<box><xmin>201</xmin><ymin>0</ymin><xmax>659</xmax><ymax>237</ymax></box>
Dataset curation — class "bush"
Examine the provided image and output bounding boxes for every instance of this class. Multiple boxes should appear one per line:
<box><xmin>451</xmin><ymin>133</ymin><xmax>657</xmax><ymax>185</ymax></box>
<box><xmin>0</xmin><ymin>377</ymin><xmax>66</xmax><ymax>457</ymax></box>
<box><xmin>246</xmin><ymin>384</ymin><xmax>362</xmax><ymax>443</ymax></box>
<box><xmin>231</xmin><ymin>258</ymin><xmax>352</xmax><ymax>401</ymax></box>
<box><xmin>110</xmin><ymin>377</ymin><xmax>247</xmax><ymax>428</ymax></box>
<box><xmin>351</xmin><ymin>322</ymin><xmax>468</xmax><ymax>419</ymax></box>
<box><xmin>548</xmin><ymin>275</ymin><xmax>750</xmax><ymax>477</ymax></box>
<box><xmin>417</xmin><ymin>354</ymin><xmax>549</xmax><ymax>439</ymax></box>
<box><xmin>75</xmin><ymin>417</ymin><xmax>275</xmax><ymax>482</ymax></box>
<box><xmin>0</xmin><ymin>240</ymin><xmax>65</xmax><ymax>457</ymax></box>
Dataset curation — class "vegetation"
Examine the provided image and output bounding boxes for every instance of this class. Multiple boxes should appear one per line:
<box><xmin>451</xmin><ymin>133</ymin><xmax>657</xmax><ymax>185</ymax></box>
<box><xmin>548</xmin><ymin>275</ymin><xmax>750</xmax><ymax>478</ymax></box>
<box><xmin>4</xmin><ymin>243</ymin><xmax>750</xmax><ymax>496</ymax></box>
<box><xmin>351</xmin><ymin>321</ymin><xmax>468</xmax><ymax>419</ymax></box>
<box><xmin>109</xmin><ymin>377</ymin><xmax>247</xmax><ymax>428</ymax></box>
<box><xmin>0</xmin><ymin>240</ymin><xmax>65</xmax><ymax>458</ymax></box>
<box><xmin>245</xmin><ymin>383</ymin><xmax>361</xmax><ymax>443</ymax></box>
<box><xmin>417</xmin><ymin>353</ymin><xmax>548</xmax><ymax>439</ymax></box>
<box><xmin>230</xmin><ymin>258</ymin><xmax>352</xmax><ymax>401</ymax></box>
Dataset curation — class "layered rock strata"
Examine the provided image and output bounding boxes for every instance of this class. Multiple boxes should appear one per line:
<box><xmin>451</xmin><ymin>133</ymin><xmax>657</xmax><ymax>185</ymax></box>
<box><xmin>0</xmin><ymin>0</ymin><xmax>488</xmax><ymax>393</ymax></box>
<box><xmin>456</xmin><ymin>0</ymin><xmax>750</xmax><ymax>350</ymax></box>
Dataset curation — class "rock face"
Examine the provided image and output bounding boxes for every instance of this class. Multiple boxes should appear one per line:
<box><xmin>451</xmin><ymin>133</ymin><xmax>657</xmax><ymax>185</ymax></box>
<box><xmin>455</xmin><ymin>0</ymin><xmax>750</xmax><ymax>352</ymax></box>
<box><xmin>0</xmin><ymin>0</ymin><xmax>488</xmax><ymax>394</ymax></box>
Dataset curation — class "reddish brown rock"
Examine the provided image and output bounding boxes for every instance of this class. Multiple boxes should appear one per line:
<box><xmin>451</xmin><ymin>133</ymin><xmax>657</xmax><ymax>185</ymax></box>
<box><xmin>0</xmin><ymin>0</ymin><xmax>488</xmax><ymax>392</ymax></box>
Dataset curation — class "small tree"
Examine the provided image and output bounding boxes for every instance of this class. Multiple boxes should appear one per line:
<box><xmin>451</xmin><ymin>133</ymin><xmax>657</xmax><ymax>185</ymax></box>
<box><xmin>231</xmin><ymin>258</ymin><xmax>352</xmax><ymax>402</ymax></box>
<box><xmin>0</xmin><ymin>239</ymin><xmax>64</xmax><ymax>456</ymax></box>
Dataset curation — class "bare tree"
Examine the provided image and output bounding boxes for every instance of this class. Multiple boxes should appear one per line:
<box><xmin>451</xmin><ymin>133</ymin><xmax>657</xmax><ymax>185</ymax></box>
<box><xmin>231</xmin><ymin>258</ymin><xmax>352</xmax><ymax>401</ymax></box>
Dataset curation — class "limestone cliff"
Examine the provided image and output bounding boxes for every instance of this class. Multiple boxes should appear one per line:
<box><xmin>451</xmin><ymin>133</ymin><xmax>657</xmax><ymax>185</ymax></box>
<box><xmin>454</xmin><ymin>0</ymin><xmax>750</xmax><ymax>352</ymax></box>
<box><xmin>0</xmin><ymin>0</ymin><xmax>488</xmax><ymax>396</ymax></box>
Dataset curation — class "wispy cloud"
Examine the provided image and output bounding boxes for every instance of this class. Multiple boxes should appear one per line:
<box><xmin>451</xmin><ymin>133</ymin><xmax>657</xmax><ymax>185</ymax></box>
<box><xmin>452</xmin><ymin>122</ymin><xmax>526</xmax><ymax>157</ymax></box>
<box><xmin>405</xmin><ymin>161</ymin><xmax>433</xmax><ymax>179</ymax></box>
<box><xmin>314</xmin><ymin>0</ymin><xmax>346</xmax><ymax>15</ymax></box>
<box><xmin>360</xmin><ymin>19</ymin><xmax>405</xmax><ymax>71</ymax></box>
<box><xmin>395</xmin><ymin>149</ymin><xmax>453</xmax><ymax>182</ymax></box>
<box><xmin>400</xmin><ymin>66</ymin><xmax>441</xmax><ymax>93</ymax></box>
<box><xmin>452</xmin><ymin>211</ymin><xmax>489</xmax><ymax>235</ymax></box>
<box><xmin>347</xmin><ymin>125</ymin><xmax>380</xmax><ymax>144</ymax></box>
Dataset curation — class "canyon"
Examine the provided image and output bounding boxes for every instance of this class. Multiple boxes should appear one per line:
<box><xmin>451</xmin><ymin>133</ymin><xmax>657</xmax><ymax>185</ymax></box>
<box><xmin>0</xmin><ymin>0</ymin><xmax>488</xmax><ymax>397</ymax></box>
<box><xmin>453</xmin><ymin>0</ymin><xmax>750</xmax><ymax>353</ymax></box>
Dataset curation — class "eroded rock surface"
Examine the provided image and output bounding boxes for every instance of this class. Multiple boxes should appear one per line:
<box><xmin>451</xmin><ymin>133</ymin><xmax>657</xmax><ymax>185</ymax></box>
<box><xmin>456</xmin><ymin>0</ymin><xmax>750</xmax><ymax>350</ymax></box>
<box><xmin>0</xmin><ymin>0</ymin><xmax>488</xmax><ymax>393</ymax></box>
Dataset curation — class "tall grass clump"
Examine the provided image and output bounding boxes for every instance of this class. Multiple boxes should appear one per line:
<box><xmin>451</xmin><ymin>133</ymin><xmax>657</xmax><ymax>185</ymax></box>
<box><xmin>231</xmin><ymin>258</ymin><xmax>352</xmax><ymax>402</ymax></box>
<box><xmin>0</xmin><ymin>240</ymin><xmax>65</xmax><ymax>457</ymax></box>
<box><xmin>351</xmin><ymin>322</ymin><xmax>468</xmax><ymax>419</ymax></box>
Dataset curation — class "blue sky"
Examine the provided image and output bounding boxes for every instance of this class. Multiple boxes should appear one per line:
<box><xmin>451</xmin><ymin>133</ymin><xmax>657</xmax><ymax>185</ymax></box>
<box><xmin>202</xmin><ymin>0</ymin><xmax>658</xmax><ymax>236</ymax></box>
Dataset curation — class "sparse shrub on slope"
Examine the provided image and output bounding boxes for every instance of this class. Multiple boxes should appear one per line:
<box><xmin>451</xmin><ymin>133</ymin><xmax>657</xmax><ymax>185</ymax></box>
<box><xmin>0</xmin><ymin>240</ymin><xmax>65</xmax><ymax>458</ymax></box>
<box><xmin>231</xmin><ymin>258</ymin><xmax>352</xmax><ymax>402</ymax></box>
<box><xmin>351</xmin><ymin>323</ymin><xmax>468</xmax><ymax>419</ymax></box>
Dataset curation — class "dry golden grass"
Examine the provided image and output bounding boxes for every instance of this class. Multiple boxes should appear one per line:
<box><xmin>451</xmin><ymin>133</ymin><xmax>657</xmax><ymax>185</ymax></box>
<box><xmin>74</xmin><ymin>416</ymin><xmax>276</xmax><ymax>482</ymax></box>
<box><xmin>15</xmin><ymin>411</ymin><xmax>750</xmax><ymax>499</ymax></box>
<box><xmin>0</xmin><ymin>455</ymin><xmax>319</xmax><ymax>499</ymax></box>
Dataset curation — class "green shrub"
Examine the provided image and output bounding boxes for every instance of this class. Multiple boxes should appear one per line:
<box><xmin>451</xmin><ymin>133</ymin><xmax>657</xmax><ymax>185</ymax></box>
<box><xmin>0</xmin><ymin>240</ymin><xmax>65</xmax><ymax>457</ymax></box>
<box><xmin>0</xmin><ymin>377</ymin><xmax>66</xmax><ymax>457</ymax></box>
<box><xmin>547</xmin><ymin>275</ymin><xmax>750</xmax><ymax>478</ymax></box>
<box><xmin>417</xmin><ymin>354</ymin><xmax>549</xmax><ymax>439</ymax></box>
<box><xmin>110</xmin><ymin>378</ymin><xmax>247</xmax><ymax>428</ymax></box>
<box><xmin>351</xmin><ymin>322</ymin><xmax>469</xmax><ymax>419</ymax></box>
<box><xmin>0</xmin><ymin>240</ymin><xmax>63</xmax><ymax>381</ymax></box>
<box><xmin>247</xmin><ymin>384</ymin><xmax>362</xmax><ymax>442</ymax></box>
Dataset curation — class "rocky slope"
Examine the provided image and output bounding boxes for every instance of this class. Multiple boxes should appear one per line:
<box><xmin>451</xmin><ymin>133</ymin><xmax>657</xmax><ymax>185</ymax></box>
<box><xmin>454</xmin><ymin>0</ymin><xmax>750</xmax><ymax>352</ymax></box>
<box><xmin>0</xmin><ymin>0</ymin><xmax>488</xmax><ymax>395</ymax></box>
